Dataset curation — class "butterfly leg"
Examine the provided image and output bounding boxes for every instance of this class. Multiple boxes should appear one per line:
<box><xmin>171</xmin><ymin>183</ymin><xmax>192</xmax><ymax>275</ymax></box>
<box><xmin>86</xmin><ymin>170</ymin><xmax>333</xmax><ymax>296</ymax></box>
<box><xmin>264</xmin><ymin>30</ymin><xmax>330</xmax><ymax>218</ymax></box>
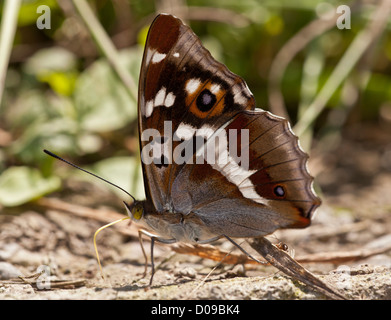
<box><xmin>149</xmin><ymin>236</ymin><xmax>178</xmax><ymax>286</ymax></box>
<box><xmin>223</xmin><ymin>235</ymin><xmax>268</xmax><ymax>265</ymax></box>
<box><xmin>138</xmin><ymin>230</ymin><xmax>149</xmax><ymax>278</ymax></box>
<box><xmin>149</xmin><ymin>237</ymin><xmax>156</xmax><ymax>286</ymax></box>
<box><xmin>138</xmin><ymin>229</ymin><xmax>177</xmax><ymax>286</ymax></box>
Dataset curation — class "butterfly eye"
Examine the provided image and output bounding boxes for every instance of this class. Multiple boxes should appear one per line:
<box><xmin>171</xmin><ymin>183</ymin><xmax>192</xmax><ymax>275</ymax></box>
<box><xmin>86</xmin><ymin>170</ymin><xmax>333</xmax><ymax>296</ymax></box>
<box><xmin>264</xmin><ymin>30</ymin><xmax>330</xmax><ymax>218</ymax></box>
<box><xmin>196</xmin><ymin>89</ymin><xmax>216</xmax><ymax>112</ymax></box>
<box><xmin>132</xmin><ymin>203</ymin><xmax>144</xmax><ymax>220</ymax></box>
<box><xmin>274</xmin><ymin>185</ymin><xmax>285</xmax><ymax>197</ymax></box>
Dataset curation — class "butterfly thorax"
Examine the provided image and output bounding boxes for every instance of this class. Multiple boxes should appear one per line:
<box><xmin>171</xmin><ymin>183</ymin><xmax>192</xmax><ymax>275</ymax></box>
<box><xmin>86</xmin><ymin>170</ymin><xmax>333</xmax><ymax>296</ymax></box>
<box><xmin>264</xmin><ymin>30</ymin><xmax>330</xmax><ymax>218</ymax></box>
<box><xmin>126</xmin><ymin>200</ymin><xmax>218</xmax><ymax>244</ymax></box>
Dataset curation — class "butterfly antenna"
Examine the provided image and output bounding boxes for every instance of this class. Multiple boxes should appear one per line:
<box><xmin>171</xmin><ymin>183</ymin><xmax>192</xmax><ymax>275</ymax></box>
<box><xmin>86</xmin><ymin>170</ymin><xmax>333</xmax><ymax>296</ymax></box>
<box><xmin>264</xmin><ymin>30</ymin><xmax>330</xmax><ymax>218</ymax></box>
<box><xmin>43</xmin><ymin>149</ymin><xmax>136</xmax><ymax>202</ymax></box>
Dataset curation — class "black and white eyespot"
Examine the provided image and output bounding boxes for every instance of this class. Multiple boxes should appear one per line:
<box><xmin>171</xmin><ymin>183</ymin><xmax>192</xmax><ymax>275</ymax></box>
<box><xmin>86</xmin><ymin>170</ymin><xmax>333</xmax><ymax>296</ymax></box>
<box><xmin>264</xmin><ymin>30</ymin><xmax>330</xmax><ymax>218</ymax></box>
<box><xmin>196</xmin><ymin>89</ymin><xmax>216</xmax><ymax>112</ymax></box>
<box><xmin>274</xmin><ymin>185</ymin><xmax>285</xmax><ymax>197</ymax></box>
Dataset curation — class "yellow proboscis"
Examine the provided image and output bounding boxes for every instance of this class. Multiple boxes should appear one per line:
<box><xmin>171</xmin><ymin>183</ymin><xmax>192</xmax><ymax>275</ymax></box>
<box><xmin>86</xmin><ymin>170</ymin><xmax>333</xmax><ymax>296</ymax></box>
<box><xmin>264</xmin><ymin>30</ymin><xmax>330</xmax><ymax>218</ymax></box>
<box><xmin>93</xmin><ymin>217</ymin><xmax>130</xmax><ymax>279</ymax></box>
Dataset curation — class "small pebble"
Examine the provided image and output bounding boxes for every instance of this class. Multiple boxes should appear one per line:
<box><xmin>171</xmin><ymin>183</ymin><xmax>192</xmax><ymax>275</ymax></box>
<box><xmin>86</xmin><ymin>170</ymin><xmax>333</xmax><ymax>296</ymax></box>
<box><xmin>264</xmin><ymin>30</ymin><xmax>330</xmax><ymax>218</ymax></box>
<box><xmin>175</xmin><ymin>267</ymin><xmax>196</xmax><ymax>279</ymax></box>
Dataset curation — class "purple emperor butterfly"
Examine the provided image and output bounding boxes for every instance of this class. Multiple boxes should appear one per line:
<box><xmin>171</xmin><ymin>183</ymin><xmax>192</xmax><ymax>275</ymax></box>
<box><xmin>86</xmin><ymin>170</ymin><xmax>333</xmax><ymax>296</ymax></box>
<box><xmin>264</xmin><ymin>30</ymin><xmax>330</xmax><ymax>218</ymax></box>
<box><xmin>124</xmin><ymin>14</ymin><xmax>321</xmax><ymax>284</ymax></box>
<box><xmin>45</xmin><ymin>13</ymin><xmax>321</xmax><ymax>285</ymax></box>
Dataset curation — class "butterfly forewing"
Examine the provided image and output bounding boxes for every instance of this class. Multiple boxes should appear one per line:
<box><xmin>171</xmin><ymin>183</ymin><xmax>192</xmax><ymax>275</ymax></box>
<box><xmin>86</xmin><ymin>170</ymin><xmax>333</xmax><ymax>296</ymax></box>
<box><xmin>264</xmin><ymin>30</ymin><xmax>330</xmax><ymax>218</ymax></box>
<box><xmin>139</xmin><ymin>14</ymin><xmax>255</xmax><ymax>212</ymax></box>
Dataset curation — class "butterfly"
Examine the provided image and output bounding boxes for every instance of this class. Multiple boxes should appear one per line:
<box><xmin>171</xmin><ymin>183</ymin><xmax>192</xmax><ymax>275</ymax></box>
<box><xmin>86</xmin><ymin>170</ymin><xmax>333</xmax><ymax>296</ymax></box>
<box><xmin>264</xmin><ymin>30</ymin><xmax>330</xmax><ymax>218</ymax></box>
<box><xmin>120</xmin><ymin>13</ymin><xmax>321</xmax><ymax>285</ymax></box>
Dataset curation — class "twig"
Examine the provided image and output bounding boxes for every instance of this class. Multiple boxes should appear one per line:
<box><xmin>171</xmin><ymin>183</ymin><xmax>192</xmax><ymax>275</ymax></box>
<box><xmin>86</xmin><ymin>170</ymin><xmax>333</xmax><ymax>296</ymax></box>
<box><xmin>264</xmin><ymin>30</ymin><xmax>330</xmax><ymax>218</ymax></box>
<box><xmin>35</xmin><ymin>197</ymin><xmax>138</xmax><ymax>237</ymax></box>
<box><xmin>173</xmin><ymin>239</ymin><xmax>391</xmax><ymax>266</ymax></box>
<box><xmin>13</xmin><ymin>276</ymin><xmax>86</xmax><ymax>289</ymax></box>
<box><xmin>268</xmin><ymin>15</ymin><xmax>338</xmax><ymax>120</ymax></box>
<box><xmin>294</xmin><ymin>0</ymin><xmax>391</xmax><ymax>136</ymax></box>
<box><xmin>157</xmin><ymin>6</ymin><xmax>251</xmax><ymax>27</ymax></box>
<box><xmin>172</xmin><ymin>243</ymin><xmax>266</xmax><ymax>265</ymax></box>
<box><xmin>295</xmin><ymin>244</ymin><xmax>391</xmax><ymax>264</ymax></box>
<box><xmin>114</xmin><ymin>6</ymin><xmax>251</xmax><ymax>50</ymax></box>
<box><xmin>0</xmin><ymin>0</ymin><xmax>22</xmax><ymax>106</ymax></box>
<box><xmin>71</xmin><ymin>0</ymin><xmax>137</xmax><ymax>101</ymax></box>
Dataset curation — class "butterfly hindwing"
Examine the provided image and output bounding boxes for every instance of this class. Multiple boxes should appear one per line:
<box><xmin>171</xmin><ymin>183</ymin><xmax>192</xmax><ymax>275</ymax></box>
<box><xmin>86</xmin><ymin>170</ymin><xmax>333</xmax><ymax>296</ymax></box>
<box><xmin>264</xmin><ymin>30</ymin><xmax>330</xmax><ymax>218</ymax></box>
<box><xmin>171</xmin><ymin>110</ymin><xmax>319</xmax><ymax>238</ymax></box>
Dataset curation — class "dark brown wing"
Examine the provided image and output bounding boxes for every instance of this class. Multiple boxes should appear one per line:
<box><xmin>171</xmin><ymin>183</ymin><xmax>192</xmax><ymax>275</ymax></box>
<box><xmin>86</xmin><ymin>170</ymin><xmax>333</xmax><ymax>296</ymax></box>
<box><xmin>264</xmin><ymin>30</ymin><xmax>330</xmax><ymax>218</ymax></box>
<box><xmin>138</xmin><ymin>14</ymin><xmax>255</xmax><ymax>212</ymax></box>
<box><xmin>171</xmin><ymin>110</ymin><xmax>321</xmax><ymax>238</ymax></box>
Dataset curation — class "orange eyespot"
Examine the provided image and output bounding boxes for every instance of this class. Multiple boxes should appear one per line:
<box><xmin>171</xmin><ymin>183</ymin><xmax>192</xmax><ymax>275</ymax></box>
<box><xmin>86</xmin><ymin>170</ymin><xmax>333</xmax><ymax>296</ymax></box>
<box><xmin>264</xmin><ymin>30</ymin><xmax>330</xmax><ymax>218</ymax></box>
<box><xmin>185</xmin><ymin>79</ymin><xmax>226</xmax><ymax>119</ymax></box>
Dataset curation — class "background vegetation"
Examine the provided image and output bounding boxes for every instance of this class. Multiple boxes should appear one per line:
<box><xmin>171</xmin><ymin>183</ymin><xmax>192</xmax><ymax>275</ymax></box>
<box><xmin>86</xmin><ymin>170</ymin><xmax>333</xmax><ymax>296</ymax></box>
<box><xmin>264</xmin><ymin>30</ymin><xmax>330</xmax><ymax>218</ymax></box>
<box><xmin>1</xmin><ymin>0</ymin><xmax>390</xmax><ymax>208</ymax></box>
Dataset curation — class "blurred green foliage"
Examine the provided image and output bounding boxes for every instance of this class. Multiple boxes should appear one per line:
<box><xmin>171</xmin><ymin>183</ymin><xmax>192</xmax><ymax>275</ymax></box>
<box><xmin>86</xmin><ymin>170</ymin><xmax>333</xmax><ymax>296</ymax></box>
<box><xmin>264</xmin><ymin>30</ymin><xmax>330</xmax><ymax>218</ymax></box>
<box><xmin>0</xmin><ymin>0</ymin><xmax>390</xmax><ymax>207</ymax></box>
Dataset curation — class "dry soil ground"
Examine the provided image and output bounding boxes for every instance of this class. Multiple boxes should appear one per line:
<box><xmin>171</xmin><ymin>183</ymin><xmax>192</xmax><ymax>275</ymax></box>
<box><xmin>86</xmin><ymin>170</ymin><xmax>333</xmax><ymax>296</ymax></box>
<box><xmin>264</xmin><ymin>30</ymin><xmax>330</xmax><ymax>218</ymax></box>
<box><xmin>1</xmin><ymin>125</ymin><xmax>391</xmax><ymax>300</ymax></box>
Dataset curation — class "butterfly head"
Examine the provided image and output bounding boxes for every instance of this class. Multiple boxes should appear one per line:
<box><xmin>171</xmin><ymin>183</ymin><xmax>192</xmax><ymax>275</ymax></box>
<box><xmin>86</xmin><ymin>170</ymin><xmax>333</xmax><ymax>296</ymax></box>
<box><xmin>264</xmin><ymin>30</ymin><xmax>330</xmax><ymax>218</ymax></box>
<box><xmin>124</xmin><ymin>200</ymin><xmax>144</xmax><ymax>221</ymax></box>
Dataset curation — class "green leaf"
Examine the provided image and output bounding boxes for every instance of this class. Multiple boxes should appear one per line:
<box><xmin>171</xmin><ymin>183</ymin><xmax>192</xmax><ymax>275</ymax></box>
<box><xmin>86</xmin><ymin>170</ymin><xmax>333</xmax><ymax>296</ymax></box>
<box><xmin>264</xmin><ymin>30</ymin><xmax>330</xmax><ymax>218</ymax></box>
<box><xmin>24</xmin><ymin>47</ymin><xmax>78</xmax><ymax>96</ymax></box>
<box><xmin>73</xmin><ymin>47</ymin><xmax>141</xmax><ymax>132</ymax></box>
<box><xmin>37</xmin><ymin>71</ymin><xmax>78</xmax><ymax>96</ymax></box>
<box><xmin>23</xmin><ymin>47</ymin><xmax>77</xmax><ymax>74</ymax></box>
<box><xmin>0</xmin><ymin>166</ymin><xmax>61</xmax><ymax>207</ymax></box>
